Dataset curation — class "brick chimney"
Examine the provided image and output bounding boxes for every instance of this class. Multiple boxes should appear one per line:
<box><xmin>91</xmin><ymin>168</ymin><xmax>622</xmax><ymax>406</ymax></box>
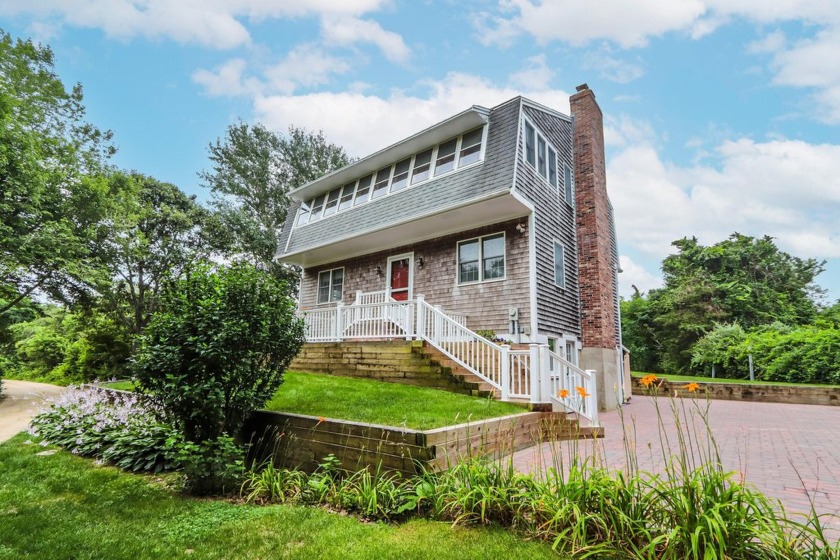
<box><xmin>570</xmin><ymin>84</ymin><xmax>624</xmax><ymax>409</ymax></box>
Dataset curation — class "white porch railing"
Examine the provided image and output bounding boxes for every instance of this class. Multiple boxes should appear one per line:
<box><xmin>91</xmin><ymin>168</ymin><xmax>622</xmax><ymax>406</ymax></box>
<box><xmin>546</xmin><ymin>349</ymin><xmax>599</xmax><ymax>427</ymax></box>
<box><xmin>299</xmin><ymin>293</ymin><xmax>599</xmax><ymax>426</ymax></box>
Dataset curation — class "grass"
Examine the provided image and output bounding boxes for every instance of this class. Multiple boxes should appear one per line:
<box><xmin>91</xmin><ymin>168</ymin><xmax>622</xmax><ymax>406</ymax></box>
<box><xmin>99</xmin><ymin>380</ymin><xmax>136</xmax><ymax>391</ymax></box>
<box><xmin>632</xmin><ymin>371</ymin><xmax>840</xmax><ymax>388</ymax></box>
<box><xmin>0</xmin><ymin>435</ymin><xmax>557</xmax><ymax>560</ymax></box>
<box><xmin>265</xmin><ymin>371</ymin><xmax>526</xmax><ymax>430</ymax></box>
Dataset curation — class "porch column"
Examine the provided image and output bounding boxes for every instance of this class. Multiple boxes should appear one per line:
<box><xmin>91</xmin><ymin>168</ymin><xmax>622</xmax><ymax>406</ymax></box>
<box><xmin>333</xmin><ymin>302</ymin><xmax>343</xmax><ymax>341</ymax></box>
<box><xmin>529</xmin><ymin>344</ymin><xmax>540</xmax><ymax>404</ymax></box>
<box><xmin>416</xmin><ymin>295</ymin><xmax>426</xmax><ymax>339</ymax></box>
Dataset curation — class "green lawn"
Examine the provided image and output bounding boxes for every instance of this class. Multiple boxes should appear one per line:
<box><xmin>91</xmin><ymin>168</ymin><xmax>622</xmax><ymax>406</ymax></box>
<box><xmin>99</xmin><ymin>380</ymin><xmax>136</xmax><ymax>391</ymax></box>
<box><xmin>0</xmin><ymin>435</ymin><xmax>558</xmax><ymax>560</ymax></box>
<box><xmin>632</xmin><ymin>371</ymin><xmax>840</xmax><ymax>388</ymax></box>
<box><xmin>265</xmin><ymin>371</ymin><xmax>527</xmax><ymax>430</ymax></box>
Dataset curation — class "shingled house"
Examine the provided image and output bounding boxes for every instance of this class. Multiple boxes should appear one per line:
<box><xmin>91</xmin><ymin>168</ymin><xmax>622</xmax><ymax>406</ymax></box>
<box><xmin>277</xmin><ymin>85</ymin><xmax>627</xmax><ymax>417</ymax></box>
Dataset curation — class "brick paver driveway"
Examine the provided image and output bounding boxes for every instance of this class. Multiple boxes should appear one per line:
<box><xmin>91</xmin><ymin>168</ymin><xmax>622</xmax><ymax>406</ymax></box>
<box><xmin>511</xmin><ymin>396</ymin><xmax>840</xmax><ymax>536</ymax></box>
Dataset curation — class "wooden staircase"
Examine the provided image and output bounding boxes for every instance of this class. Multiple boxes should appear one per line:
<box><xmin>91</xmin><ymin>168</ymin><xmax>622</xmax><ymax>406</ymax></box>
<box><xmin>291</xmin><ymin>340</ymin><xmax>503</xmax><ymax>400</ymax></box>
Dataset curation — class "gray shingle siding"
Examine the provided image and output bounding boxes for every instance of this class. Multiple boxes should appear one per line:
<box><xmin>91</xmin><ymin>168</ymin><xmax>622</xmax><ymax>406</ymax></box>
<box><xmin>518</xmin><ymin>104</ymin><xmax>582</xmax><ymax>338</ymax></box>
<box><xmin>280</xmin><ymin>98</ymin><xmax>521</xmax><ymax>256</ymax></box>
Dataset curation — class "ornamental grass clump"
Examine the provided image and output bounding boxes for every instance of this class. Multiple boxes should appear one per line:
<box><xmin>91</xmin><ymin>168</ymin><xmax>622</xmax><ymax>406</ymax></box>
<box><xmin>28</xmin><ymin>385</ymin><xmax>181</xmax><ymax>473</ymax></box>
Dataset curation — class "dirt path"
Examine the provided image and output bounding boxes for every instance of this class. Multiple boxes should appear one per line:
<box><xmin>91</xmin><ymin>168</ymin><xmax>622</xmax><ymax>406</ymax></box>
<box><xmin>0</xmin><ymin>380</ymin><xmax>65</xmax><ymax>442</ymax></box>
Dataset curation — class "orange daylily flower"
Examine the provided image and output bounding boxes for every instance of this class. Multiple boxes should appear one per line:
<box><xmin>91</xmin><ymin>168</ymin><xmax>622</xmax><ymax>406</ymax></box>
<box><xmin>575</xmin><ymin>386</ymin><xmax>590</xmax><ymax>398</ymax></box>
<box><xmin>558</xmin><ymin>389</ymin><xmax>569</xmax><ymax>398</ymax></box>
<box><xmin>640</xmin><ymin>374</ymin><xmax>658</xmax><ymax>388</ymax></box>
<box><xmin>683</xmin><ymin>382</ymin><xmax>700</xmax><ymax>393</ymax></box>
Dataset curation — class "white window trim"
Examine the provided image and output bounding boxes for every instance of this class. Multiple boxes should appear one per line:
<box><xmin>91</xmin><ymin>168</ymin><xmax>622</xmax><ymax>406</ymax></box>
<box><xmin>522</xmin><ymin>116</ymin><xmax>563</xmax><ymax>193</ymax></box>
<box><xmin>457</xmin><ymin>232</ymin><xmax>507</xmax><ymax>285</ymax></box>
<box><xmin>562</xmin><ymin>163</ymin><xmax>575</xmax><ymax>207</ymax></box>
<box><xmin>386</xmin><ymin>252</ymin><xmax>414</xmax><ymax>301</ymax></box>
<box><xmin>295</xmin><ymin>125</ymin><xmax>487</xmax><ymax>228</ymax></box>
<box><xmin>553</xmin><ymin>240</ymin><xmax>566</xmax><ymax>289</ymax></box>
<box><xmin>316</xmin><ymin>267</ymin><xmax>344</xmax><ymax>305</ymax></box>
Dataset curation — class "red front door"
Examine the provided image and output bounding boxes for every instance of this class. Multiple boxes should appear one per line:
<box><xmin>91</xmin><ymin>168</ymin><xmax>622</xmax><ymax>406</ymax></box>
<box><xmin>389</xmin><ymin>258</ymin><xmax>410</xmax><ymax>301</ymax></box>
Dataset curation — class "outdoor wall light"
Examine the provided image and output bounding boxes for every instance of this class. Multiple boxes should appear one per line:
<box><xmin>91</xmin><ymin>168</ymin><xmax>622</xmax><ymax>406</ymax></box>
<box><xmin>516</xmin><ymin>223</ymin><xmax>527</xmax><ymax>234</ymax></box>
<box><xmin>375</xmin><ymin>265</ymin><xmax>382</xmax><ymax>275</ymax></box>
<box><xmin>417</xmin><ymin>256</ymin><xmax>424</xmax><ymax>268</ymax></box>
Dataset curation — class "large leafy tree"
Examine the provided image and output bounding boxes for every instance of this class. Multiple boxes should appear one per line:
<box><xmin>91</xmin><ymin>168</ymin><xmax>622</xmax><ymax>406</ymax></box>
<box><xmin>0</xmin><ymin>31</ymin><xmax>114</xmax><ymax>314</ymax></box>
<box><xmin>93</xmin><ymin>172</ymin><xmax>218</xmax><ymax>336</ymax></box>
<box><xmin>622</xmin><ymin>233</ymin><xmax>824</xmax><ymax>373</ymax></box>
<box><xmin>199</xmin><ymin>122</ymin><xmax>350</xmax><ymax>281</ymax></box>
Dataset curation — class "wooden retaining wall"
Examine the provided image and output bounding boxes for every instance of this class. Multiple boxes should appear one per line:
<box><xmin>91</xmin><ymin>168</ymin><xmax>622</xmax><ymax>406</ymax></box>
<box><xmin>242</xmin><ymin>410</ymin><xmax>594</xmax><ymax>475</ymax></box>
<box><xmin>632</xmin><ymin>377</ymin><xmax>840</xmax><ymax>406</ymax></box>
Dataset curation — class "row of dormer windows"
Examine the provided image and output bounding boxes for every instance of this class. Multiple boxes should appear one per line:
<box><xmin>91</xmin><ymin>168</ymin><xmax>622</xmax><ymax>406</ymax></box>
<box><xmin>296</xmin><ymin>126</ymin><xmax>485</xmax><ymax>226</ymax></box>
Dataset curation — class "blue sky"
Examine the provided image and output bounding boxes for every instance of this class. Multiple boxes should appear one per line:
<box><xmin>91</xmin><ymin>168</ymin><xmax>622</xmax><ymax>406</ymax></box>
<box><xmin>2</xmin><ymin>0</ymin><xmax>839</xmax><ymax>303</ymax></box>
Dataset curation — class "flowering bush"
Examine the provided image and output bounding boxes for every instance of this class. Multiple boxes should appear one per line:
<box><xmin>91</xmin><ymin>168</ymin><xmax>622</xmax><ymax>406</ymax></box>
<box><xmin>28</xmin><ymin>385</ymin><xmax>182</xmax><ymax>473</ymax></box>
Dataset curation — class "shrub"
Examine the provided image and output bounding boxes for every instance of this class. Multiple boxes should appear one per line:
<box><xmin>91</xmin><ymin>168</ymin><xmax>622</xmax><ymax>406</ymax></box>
<box><xmin>132</xmin><ymin>262</ymin><xmax>304</xmax><ymax>492</ymax></box>
<box><xmin>28</xmin><ymin>385</ymin><xmax>181</xmax><ymax>473</ymax></box>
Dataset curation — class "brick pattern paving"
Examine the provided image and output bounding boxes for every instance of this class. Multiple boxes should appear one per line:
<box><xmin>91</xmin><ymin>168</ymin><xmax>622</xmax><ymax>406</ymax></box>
<box><xmin>510</xmin><ymin>396</ymin><xmax>840</xmax><ymax>537</ymax></box>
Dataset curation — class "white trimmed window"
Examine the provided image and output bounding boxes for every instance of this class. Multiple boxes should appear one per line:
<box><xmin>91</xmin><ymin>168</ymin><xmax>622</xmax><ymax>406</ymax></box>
<box><xmin>317</xmin><ymin>268</ymin><xmax>344</xmax><ymax>304</ymax></box>
<box><xmin>553</xmin><ymin>241</ymin><xmax>566</xmax><ymax>289</ymax></box>
<box><xmin>523</xmin><ymin>117</ymin><xmax>563</xmax><ymax>192</ymax></box>
<box><xmin>563</xmin><ymin>164</ymin><xmax>574</xmax><ymax>206</ymax></box>
<box><xmin>458</xmin><ymin>233</ymin><xmax>505</xmax><ymax>284</ymax></box>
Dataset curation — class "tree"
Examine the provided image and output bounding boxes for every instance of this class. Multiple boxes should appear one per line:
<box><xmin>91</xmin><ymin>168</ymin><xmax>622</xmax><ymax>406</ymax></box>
<box><xmin>93</xmin><ymin>172</ymin><xmax>218</xmax><ymax>337</ymax></box>
<box><xmin>622</xmin><ymin>233</ymin><xmax>824</xmax><ymax>373</ymax></box>
<box><xmin>0</xmin><ymin>31</ymin><xmax>114</xmax><ymax>314</ymax></box>
<box><xmin>132</xmin><ymin>262</ymin><xmax>304</xmax><ymax>492</ymax></box>
<box><xmin>199</xmin><ymin>122</ymin><xmax>350</xmax><ymax>281</ymax></box>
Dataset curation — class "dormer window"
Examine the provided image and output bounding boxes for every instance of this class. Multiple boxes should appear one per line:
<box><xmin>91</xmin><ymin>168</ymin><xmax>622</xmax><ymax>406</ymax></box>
<box><xmin>435</xmin><ymin>139</ymin><xmax>457</xmax><ymax>176</ymax></box>
<box><xmin>411</xmin><ymin>149</ymin><xmax>432</xmax><ymax>184</ymax></box>
<box><xmin>459</xmin><ymin>128</ymin><xmax>483</xmax><ymax>166</ymax></box>
<box><xmin>390</xmin><ymin>158</ymin><xmax>411</xmax><ymax>192</ymax></box>
<box><xmin>523</xmin><ymin>117</ymin><xmax>563</xmax><ymax>195</ymax></box>
<box><xmin>295</xmin><ymin>125</ymin><xmax>487</xmax><ymax>226</ymax></box>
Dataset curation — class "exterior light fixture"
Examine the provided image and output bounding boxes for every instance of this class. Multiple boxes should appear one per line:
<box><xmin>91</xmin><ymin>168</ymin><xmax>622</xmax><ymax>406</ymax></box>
<box><xmin>417</xmin><ymin>256</ymin><xmax>424</xmax><ymax>267</ymax></box>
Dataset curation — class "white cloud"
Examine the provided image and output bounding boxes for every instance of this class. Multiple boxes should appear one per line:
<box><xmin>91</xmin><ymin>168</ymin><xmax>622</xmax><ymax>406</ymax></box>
<box><xmin>252</xmin><ymin>72</ymin><xmax>571</xmax><ymax>157</ymax></box>
<box><xmin>508</xmin><ymin>54</ymin><xmax>554</xmax><ymax>90</ymax></box>
<box><xmin>320</xmin><ymin>15</ymin><xmax>410</xmax><ymax>63</ymax></box>
<box><xmin>192</xmin><ymin>59</ymin><xmax>260</xmax><ymax>97</ymax></box>
<box><xmin>0</xmin><ymin>0</ymin><xmax>392</xmax><ymax>48</ymax></box>
<box><xmin>618</xmin><ymin>255</ymin><xmax>663</xmax><ymax>298</ymax></box>
<box><xmin>193</xmin><ymin>46</ymin><xmax>352</xmax><ymax>97</ymax></box>
<box><xmin>582</xmin><ymin>46</ymin><xmax>645</xmax><ymax>84</ymax></box>
<box><xmin>608</xmin><ymin>129</ymin><xmax>840</xmax><ymax>268</ymax></box>
<box><xmin>475</xmin><ymin>1</ymin><xmax>840</xmax><ymax>121</ymax></box>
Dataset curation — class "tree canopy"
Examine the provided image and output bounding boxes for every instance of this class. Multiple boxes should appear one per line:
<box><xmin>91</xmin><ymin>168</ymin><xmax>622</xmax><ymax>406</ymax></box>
<box><xmin>0</xmin><ymin>31</ymin><xmax>115</xmax><ymax>314</ymax></box>
<box><xmin>199</xmin><ymin>122</ymin><xmax>350</xmax><ymax>280</ymax></box>
<box><xmin>622</xmin><ymin>233</ymin><xmax>825</xmax><ymax>374</ymax></box>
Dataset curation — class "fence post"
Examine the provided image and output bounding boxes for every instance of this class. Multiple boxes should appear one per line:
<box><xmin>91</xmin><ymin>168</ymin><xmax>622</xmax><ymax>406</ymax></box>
<box><xmin>539</xmin><ymin>344</ymin><xmax>551</xmax><ymax>403</ymax></box>
<box><xmin>405</xmin><ymin>302</ymin><xmax>414</xmax><ymax>341</ymax></box>
<box><xmin>586</xmin><ymin>369</ymin><xmax>599</xmax><ymax>426</ymax></box>
<box><xmin>416</xmin><ymin>295</ymin><xmax>425</xmax><ymax>340</ymax></box>
<box><xmin>500</xmin><ymin>344</ymin><xmax>511</xmax><ymax>401</ymax></box>
<box><xmin>333</xmin><ymin>302</ymin><xmax>343</xmax><ymax>341</ymax></box>
<box><xmin>529</xmin><ymin>344</ymin><xmax>540</xmax><ymax>404</ymax></box>
<box><xmin>355</xmin><ymin>290</ymin><xmax>362</xmax><ymax>305</ymax></box>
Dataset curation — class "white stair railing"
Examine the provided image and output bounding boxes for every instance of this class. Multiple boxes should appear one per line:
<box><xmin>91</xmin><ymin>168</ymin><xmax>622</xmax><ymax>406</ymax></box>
<box><xmin>300</xmin><ymin>296</ymin><xmax>600</xmax><ymax>423</ymax></box>
<box><xmin>416</xmin><ymin>296</ymin><xmax>503</xmax><ymax>391</ymax></box>
<box><xmin>546</xmin><ymin>348</ymin><xmax>599</xmax><ymax>426</ymax></box>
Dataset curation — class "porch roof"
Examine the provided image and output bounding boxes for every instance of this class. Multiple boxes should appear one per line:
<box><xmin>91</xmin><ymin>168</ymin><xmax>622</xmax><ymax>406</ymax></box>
<box><xmin>279</xmin><ymin>190</ymin><xmax>530</xmax><ymax>268</ymax></box>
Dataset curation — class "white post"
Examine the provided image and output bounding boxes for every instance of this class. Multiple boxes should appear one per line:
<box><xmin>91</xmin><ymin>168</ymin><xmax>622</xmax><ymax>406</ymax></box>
<box><xmin>586</xmin><ymin>369</ymin><xmax>599</xmax><ymax>425</ymax></box>
<box><xmin>529</xmin><ymin>344</ymin><xmax>540</xmax><ymax>403</ymax></box>
<box><xmin>405</xmin><ymin>302</ymin><xmax>414</xmax><ymax>340</ymax></box>
<box><xmin>435</xmin><ymin>305</ymin><xmax>443</xmax><ymax>342</ymax></box>
<box><xmin>355</xmin><ymin>290</ymin><xmax>362</xmax><ymax>305</ymax></box>
<box><xmin>333</xmin><ymin>302</ymin><xmax>343</xmax><ymax>341</ymax></box>
<box><xmin>500</xmin><ymin>345</ymin><xmax>511</xmax><ymax>401</ymax></box>
<box><xmin>416</xmin><ymin>295</ymin><xmax>426</xmax><ymax>339</ymax></box>
<box><xmin>539</xmin><ymin>344</ymin><xmax>551</xmax><ymax>403</ymax></box>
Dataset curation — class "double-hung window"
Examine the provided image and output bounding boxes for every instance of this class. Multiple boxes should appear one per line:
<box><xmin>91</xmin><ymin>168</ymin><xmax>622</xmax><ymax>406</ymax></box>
<box><xmin>553</xmin><ymin>241</ymin><xmax>566</xmax><ymax>289</ymax></box>
<box><xmin>458</xmin><ymin>233</ymin><xmax>505</xmax><ymax>284</ymax></box>
<box><xmin>525</xmin><ymin>122</ymin><xmax>536</xmax><ymax>166</ymax></box>
<box><xmin>317</xmin><ymin>268</ymin><xmax>344</xmax><ymax>304</ymax></box>
<box><xmin>390</xmin><ymin>158</ymin><xmax>411</xmax><ymax>192</ymax></box>
<box><xmin>563</xmin><ymin>164</ymin><xmax>574</xmax><ymax>206</ymax></box>
<box><xmin>458</xmin><ymin>128</ymin><xmax>483</xmax><ymax>167</ymax></box>
<box><xmin>411</xmin><ymin>149</ymin><xmax>433</xmax><ymax>184</ymax></box>
<box><xmin>435</xmin><ymin>139</ymin><xmax>457</xmax><ymax>176</ymax></box>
